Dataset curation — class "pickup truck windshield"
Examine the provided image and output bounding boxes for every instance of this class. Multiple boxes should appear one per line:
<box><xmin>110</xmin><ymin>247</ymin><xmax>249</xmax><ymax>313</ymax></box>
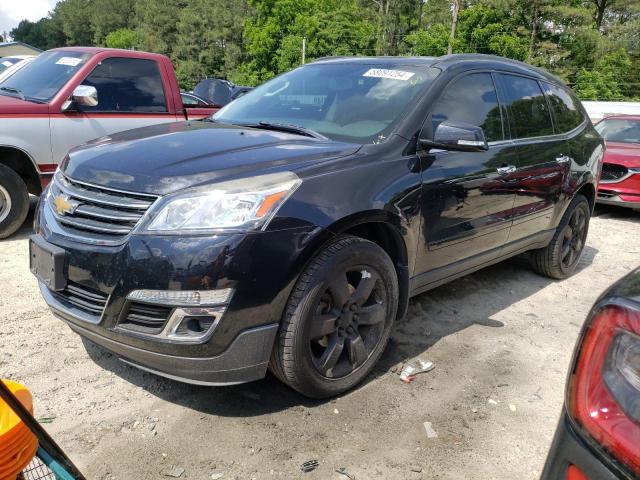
<box><xmin>214</xmin><ymin>63</ymin><xmax>440</xmax><ymax>143</ymax></box>
<box><xmin>0</xmin><ymin>51</ymin><xmax>91</xmax><ymax>102</ymax></box>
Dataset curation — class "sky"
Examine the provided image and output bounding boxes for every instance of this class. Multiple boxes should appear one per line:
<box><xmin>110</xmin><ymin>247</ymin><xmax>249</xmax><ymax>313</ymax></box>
<box><xmin>0</xmin><ymin>0</ymin><xmax>60</xmax><ymax>39</ymax></box>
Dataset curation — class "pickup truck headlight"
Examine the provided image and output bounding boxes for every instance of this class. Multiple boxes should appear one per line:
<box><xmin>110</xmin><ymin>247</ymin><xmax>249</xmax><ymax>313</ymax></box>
<box><xmin>138</xmin><ymin>171</ymin><xmax>301</xmax><ymax>233</ymax></box>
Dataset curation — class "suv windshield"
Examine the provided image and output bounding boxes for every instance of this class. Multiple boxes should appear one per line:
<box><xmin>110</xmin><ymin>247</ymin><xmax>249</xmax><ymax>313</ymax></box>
<box><xmin>0</xmin><ymin>51</ymin><xmax>91</xmax><ymax>102</ymax></box>
<box><xmin>214</xmin><ymin>63</ymin><xmax>440</xmax><ymax>143</ymax></box>
<box><xmin>595</xmin><ymin>118</ymin><xmax>640</xmax><ymax>144</ymax></box>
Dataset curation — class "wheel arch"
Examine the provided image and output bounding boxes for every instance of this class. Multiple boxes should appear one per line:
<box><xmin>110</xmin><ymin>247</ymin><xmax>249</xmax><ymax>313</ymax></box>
<box><xmin>576</xmin><ymin>181</ymin><xmax>596</xmax><ymax>212</ymax></box>
<box><xmin>326</xmin><ymin>211</ymin><xmax>411</xmax><ymax>321</ymax></box>
<box><xmin>0</xmin><ymin>145</ymin><xmax>42</xmax><ymax>195</ymax></box>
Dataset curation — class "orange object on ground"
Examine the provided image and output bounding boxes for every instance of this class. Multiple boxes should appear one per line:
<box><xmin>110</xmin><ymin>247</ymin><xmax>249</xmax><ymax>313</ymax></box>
<box><xmin>0</xmin><ymin>380</ymin><xmax>38</xmax><ymax>480</ymax></box>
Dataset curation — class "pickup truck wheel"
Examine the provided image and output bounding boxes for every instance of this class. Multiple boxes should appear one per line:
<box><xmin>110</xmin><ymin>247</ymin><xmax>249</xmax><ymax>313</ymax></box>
<box><xmin>269</xmin><ymin>235</ymin><xmax>398</xmax><ymax>398</ymax></box>
<box><xmin>0</xmin><ymin>164</ymin><xmax>29</xmax><ymax>239</ymax></box>
<box><xmin>530</xmin><ymin>194</ymin><xmax>590</xmax><ymax>280</ymax></box>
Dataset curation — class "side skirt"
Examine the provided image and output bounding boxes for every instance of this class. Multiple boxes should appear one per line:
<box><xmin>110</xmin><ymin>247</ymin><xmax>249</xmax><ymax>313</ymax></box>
<box><xmin>409</xmin><ymin>228</ymin><xmax>555</xmax><ymax>297</ymax></box>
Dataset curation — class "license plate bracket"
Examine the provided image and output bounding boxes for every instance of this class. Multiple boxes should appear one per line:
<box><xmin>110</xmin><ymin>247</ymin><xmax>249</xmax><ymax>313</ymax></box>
<box><xmin>29</xmin><ymin>235</ymin><xmax>67</xmax><ymax>291</ymax></box>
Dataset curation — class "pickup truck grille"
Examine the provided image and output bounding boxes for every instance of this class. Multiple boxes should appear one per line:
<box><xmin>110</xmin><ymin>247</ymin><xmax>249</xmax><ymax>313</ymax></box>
<box><xmin>48</xmin><ymin>173</ymin><xmax>158</xmax><ymax>244</ymax></box>
<box><xmin>600</xmin><ymin>163</ymin><xmax>628</xmax><ymax>182</ymax></box>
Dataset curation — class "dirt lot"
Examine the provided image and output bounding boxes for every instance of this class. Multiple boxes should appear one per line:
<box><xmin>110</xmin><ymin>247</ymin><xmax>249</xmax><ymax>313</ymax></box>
<box><xmin>1</xmin><ymin>202</ymin><xmax>639</xmax><ymax>480</ymax></box>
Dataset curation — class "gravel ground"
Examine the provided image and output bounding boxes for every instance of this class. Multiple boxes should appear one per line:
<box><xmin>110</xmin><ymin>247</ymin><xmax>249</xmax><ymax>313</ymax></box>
<box><xmin>2</xmin><ymin>202</ymin><xmax>639</xmax><ymax>480</ymax></box>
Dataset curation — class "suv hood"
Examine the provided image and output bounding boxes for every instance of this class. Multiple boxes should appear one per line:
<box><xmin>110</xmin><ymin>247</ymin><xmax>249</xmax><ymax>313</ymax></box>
<box><xmin>63</xmin><ymin>121</ymin><xmax>361</xmax><ymax>195</ymax></box>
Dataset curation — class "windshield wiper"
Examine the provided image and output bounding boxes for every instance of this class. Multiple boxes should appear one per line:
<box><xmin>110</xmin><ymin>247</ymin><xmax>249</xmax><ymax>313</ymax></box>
<box><xmin>0</xmin><ymin>86</ymin><xmax>25</xmax><ymax>101</ymax></box>
<box><xmin>256</xmin><ymin>121</ymin><xmax>328</xmax><ymax>140</ymax></box>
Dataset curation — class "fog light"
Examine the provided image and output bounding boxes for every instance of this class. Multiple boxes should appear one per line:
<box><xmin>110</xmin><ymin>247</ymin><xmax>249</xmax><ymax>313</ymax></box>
<box><xmin>163</xmin><ymin>306</ymin><xmax>227</xmax><ymax>342</ymax></box>
<box><xmin>127</xmin><ymin>288</ymin><xmax>233</xmax><ymax>306</ymax></box>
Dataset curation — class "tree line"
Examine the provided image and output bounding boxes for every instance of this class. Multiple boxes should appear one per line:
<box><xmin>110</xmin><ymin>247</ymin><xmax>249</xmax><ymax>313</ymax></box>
<box><xmin>9</xmin><ymin>0</ymin><xmax>640</xmax><ymax>100</ymax></box>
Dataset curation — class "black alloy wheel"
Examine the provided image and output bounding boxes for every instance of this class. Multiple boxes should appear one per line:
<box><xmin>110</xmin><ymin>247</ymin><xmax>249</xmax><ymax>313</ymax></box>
<box><xmin>308</xmin><ymin>266</ymin><xmax>387</xmax><ymax>379</ymax></box>
<box><xmin>560</xmin><ymin>205</ymin><xmax>587</xmax><ymax>270</ymax></box>
<box><xmin>530</xmin><ymin>194</ymin><xmax>590</xmax><ymax>279</ymax></box>
<box><xmin>270</xmin><ymin>235</ymin><xmax>398</xmax><ymax>398</ymax></box>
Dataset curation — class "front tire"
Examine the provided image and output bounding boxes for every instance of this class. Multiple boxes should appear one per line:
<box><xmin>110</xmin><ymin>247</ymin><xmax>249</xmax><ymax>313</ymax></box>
<box><xmin>0</xmin><ymin>164</ymin><xmax>29</xmax><ymax>239</ymax></box>
<box><xmin>270</xmin><ymin>235</ymin><xmax>398</xmax><ymax>398</ymax></box>
<box><xmin>530</xmin><ymin>194</ymin><xmax>590</xmax><ymax>279</ymax></box>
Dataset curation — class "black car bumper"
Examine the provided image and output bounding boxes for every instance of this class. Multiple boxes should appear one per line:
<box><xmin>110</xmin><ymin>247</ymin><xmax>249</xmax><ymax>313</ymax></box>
<box><xmin>541</xmin><ymin>412</ymin><xmax>635</xmax><ymax>480</ymax></box>
<box><xmin>40</xmin><ymin>281</ymin><xmax>278</xmax><ymax>385</ymax></box>
<box><xmin>34</xmin><ymin>200</ymin><xmax>330</xmax><ymax>385</ymax></box>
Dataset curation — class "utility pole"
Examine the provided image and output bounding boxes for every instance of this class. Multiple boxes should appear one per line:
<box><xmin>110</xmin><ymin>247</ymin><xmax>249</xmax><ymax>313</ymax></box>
<box><xmin>302</xmin><ymin>37</ymin><xmax>307</xmax><ymax>65</ymax></box>
<box><xmin>448</xmin><ymin>0</ymin><xmax>459</xmax><ymax>55</ymax></box>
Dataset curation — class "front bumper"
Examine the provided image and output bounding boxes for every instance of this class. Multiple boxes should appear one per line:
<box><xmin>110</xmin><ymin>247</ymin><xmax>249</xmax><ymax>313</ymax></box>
<box><xmin>597</xmin><ymin>170</ymin><xmax>640</xmax><ymax>210</ymax></box>
<box><xmin>541</xmin><ymin>412</ymin><xmax>634</xmax><ymax>480</ymax></box>
<box><xmin>34</xmin><ymin>195</ymin><xmax>328</xmax><ymax>384</ymax></box>
<box><xmin>42</xmin><ymin>282</ymin><xmax>278</xmax><ymax>385</ymax></box>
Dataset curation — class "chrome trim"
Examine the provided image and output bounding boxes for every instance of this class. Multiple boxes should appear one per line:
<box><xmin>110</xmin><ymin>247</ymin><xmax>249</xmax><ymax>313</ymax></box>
<box><xmin>63</xmin><ymin>174</ymin><xmax>158</xmax><ymax>199</ymax></box>
<box><xmin>54</xmin><ymin>174</ymin><xmax>155</xmax><ymax>209</ymax></box>
<box><xmin>599</xmin><ymin>169</ymin><xmax>637</xmax><ymax>184</ymax></box>
<box><xmin>45</xmin><ymin>172</ymin><xmax>159</xmax><ymax>246</ymax></box>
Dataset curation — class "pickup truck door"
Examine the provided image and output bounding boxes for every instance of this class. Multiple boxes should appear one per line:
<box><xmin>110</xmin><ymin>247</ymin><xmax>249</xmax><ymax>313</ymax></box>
<box><xmin>50</xmin><ymin>56</ymin><xmax>181</xmax><ymax>164</ymax></box>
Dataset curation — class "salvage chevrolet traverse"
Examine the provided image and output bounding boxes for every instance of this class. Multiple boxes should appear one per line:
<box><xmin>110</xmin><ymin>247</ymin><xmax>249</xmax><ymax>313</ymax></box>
<box><xmin>31</xmin><ymin>55</ymin><xmax>603</xmax><ymax>398</ymax></box>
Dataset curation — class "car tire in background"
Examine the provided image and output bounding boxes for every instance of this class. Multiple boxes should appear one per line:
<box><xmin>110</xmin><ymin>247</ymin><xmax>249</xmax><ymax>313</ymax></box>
<box><xmin>270</xmin><ymin>235</ymin><xmax>399</xmax><ymax>398</ymax></box>
<box><xmin>530</xmin><ymin>194</ymin><xmax>591</xmax><ymax>280</ymax></box>
<box><xmin>0</xmin><ymin>164</ymin><xmax>29</xmax><ymax>239</ymax></box>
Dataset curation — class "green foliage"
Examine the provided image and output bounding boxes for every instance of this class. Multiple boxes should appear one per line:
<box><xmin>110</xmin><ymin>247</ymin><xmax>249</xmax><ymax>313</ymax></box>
<box><xmin>8</xmin><ymin>0</ymin><xmax>640</xmax><ymax>99</ymax></box>
<box><xmin>104</xmin><ymin>28</ymin><xmax>139</xmax><ymax>49</ymax></box>
<box><xmin>405</xmin><ymin>24</ymin><xmax>450</xmax><ymax>56</ymax></box>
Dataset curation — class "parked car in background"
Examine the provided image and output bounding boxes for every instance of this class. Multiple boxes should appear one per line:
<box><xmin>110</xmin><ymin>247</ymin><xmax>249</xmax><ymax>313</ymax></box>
<box><xmin>0</xmin><ymin>56</ymin><xmax>34</xmax><ymax>84</ymax></box>
<box><xmin>0</xmin><ymin>55</ymin><xmax>33</xmax><ymax>73</ymax></box>
<box><xmin>31</xmin><ymin>54</ymin><xmax>602</xmax><ymax>398</ymax></box>
<box><xmin>0</xmin><ymin>47</ymin><xmax>220</xmax><ymax>239</ymax></box>
<box><xmin>595</xmin><ymin>115</ymin><xmax>640</xmax><ymax>211</ymax></box>
<box><xmin>542</xmin><ymin>267</ymin><xmax>640</xmax><ymax>480</ymax></box>
<box><xmin>180</xmin><ymin>91</ymin><xmax>214</xmax><ymax>107</ymax></box>
<box><xmin>193</xmin><ymin>78</ymin><xmax>252</xmax><ymax>107</ymax></box>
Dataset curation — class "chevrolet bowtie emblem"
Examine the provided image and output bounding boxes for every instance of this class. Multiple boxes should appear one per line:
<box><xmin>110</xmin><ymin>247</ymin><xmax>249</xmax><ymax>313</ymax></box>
<box><xmin>53</xmin><ymin>195</ymin><xmax>79</xmax><ymax>216</ymax></box>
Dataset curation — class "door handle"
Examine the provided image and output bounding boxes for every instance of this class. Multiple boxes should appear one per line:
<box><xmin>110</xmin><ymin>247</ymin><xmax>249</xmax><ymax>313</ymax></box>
<box><xmin>496</xmin><ymin>165</ymin><xmax>516</xmax><ymax>175</ymax></box>
<box><xmin>556</xmin><ymin>154</ymin><xmax>572</xmax><ymax>164</ymax></box>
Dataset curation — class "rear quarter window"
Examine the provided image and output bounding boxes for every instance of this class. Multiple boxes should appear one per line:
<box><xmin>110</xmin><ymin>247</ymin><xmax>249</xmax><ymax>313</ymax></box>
<box><xmin>542</xmin><ymin>82</ymin><xmax>584</xmax><ymax>133</ymax></box>
<box><xmin>497</xmin><ymin>74</ymin><xmax>554</xmax><ymax>139</ymax></box>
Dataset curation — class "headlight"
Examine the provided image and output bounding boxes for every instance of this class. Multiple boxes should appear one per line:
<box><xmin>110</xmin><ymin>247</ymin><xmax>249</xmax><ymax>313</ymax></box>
<box><xmin>138</xmin><ymin>171</ymin><xmax>301</xmax><ymax>233</ymax></box>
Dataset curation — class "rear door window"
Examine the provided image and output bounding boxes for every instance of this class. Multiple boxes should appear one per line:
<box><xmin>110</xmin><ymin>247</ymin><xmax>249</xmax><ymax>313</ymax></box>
<box><xmin>431</xmin><ymin>72</ymin><xmax>504</xmax><ymax>142</ymax></box>
<box><xmin>80</xmin><ymin>57</ymin><xmax>167</xmax><ymax>113</ymax></box>
<box><xmin>542</xmin><ymin>82</ymin><xmax>584</xmax><ymax>133</ymax></box>
<box><xmin>497</xmin><ymin>74</ymin><xmax>553</xmax><ymax>139</ymax></box>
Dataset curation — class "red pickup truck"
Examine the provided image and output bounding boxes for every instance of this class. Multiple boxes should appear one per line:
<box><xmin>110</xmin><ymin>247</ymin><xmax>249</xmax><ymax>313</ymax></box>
<box><xmin>0</xmin><ymin>47</ymin><xmax>218</xmax><ymax>238</ymax></box>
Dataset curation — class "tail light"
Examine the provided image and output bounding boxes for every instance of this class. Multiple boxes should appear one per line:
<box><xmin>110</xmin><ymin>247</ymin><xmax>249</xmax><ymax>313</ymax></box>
<box><xmin>568</xmin><ymin>304</ymin><xmax>640</xmax><ymax>474</ymax></box>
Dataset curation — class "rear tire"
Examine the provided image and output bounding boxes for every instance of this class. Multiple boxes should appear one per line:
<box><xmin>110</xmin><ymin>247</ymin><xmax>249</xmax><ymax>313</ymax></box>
<box><xmin>0</xmin><ymin>164</ymin><xmax>29</xmax><ymax>239</ymax></box>
<box><xmin>530</xmin><ymin>194</ymin><xmax>590</xmax><ymax>279</ymax></box>
<box><xmin>269</xmin><ymin>235</ymin><xmax>398</xmax><ymax>398</ymax></box>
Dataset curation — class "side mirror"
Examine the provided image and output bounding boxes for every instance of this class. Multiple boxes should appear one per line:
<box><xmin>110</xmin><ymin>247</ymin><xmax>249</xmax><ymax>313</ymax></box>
<box><xmin>62</xmin><ymin>85</ymin><xmax>98</xmax><ymax>111</ymax></box>
<box><xmin>420</xmin><ymin>121</ymin><xmax>489</xmax><ymax>152</ymax></box>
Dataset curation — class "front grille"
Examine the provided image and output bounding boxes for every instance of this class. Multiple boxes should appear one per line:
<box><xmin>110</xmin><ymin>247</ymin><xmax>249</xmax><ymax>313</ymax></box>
<box><xmin>601</xmin><ymin>163</ymin><xmax>628</xmax><ymax>182</ymax></box>
<box><xmin>48</xmin><ymin>173</ymin><xmax>158</xmax><ymax>244</ymax></box>
<box><xmin>51</xmin><ymin>281</ymin><xmax>108</xmax><ymax>317</ymax></box>
<box><xmin>120</xmin><ymin>302</ymin><xmax>174</xmax><ymax>334</ymax></box>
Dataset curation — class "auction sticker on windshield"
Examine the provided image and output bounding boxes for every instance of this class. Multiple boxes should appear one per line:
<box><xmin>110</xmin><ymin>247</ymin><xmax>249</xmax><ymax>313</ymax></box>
<box><xmin>363</xmin><ymin>68</ymin><xmax>415</xmax><ymax>81</ymax></box>
<box><xmin>55</xmin><ymin>57</ymin><xmax>83</xmax><ymax>67</ymax></box>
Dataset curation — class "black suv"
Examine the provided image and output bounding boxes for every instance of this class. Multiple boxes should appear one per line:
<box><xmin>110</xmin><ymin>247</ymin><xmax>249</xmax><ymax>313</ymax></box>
<box><xmin>31</xmin><ymin>55</ymin><xmax>603</xmax><ymax>398</ymax></box>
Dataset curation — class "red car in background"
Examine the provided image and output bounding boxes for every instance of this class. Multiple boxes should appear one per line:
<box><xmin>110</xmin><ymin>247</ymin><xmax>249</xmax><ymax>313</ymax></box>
<box><xmin>595</xmin><ymin>115</ymin><xmax>640</xmax><ymax>211</ymax></box>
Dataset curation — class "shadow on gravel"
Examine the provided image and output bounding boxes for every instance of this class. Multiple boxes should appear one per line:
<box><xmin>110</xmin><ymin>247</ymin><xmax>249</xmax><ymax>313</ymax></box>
<box><xmin>593</xmin><ymin>204</ymin><xmax>640</xmax><ymax>223</ymax></box>
<box><xmin>83</xmin><ymin>241</ymin><xmax>598</xmax><ymax>416</ymax></box>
